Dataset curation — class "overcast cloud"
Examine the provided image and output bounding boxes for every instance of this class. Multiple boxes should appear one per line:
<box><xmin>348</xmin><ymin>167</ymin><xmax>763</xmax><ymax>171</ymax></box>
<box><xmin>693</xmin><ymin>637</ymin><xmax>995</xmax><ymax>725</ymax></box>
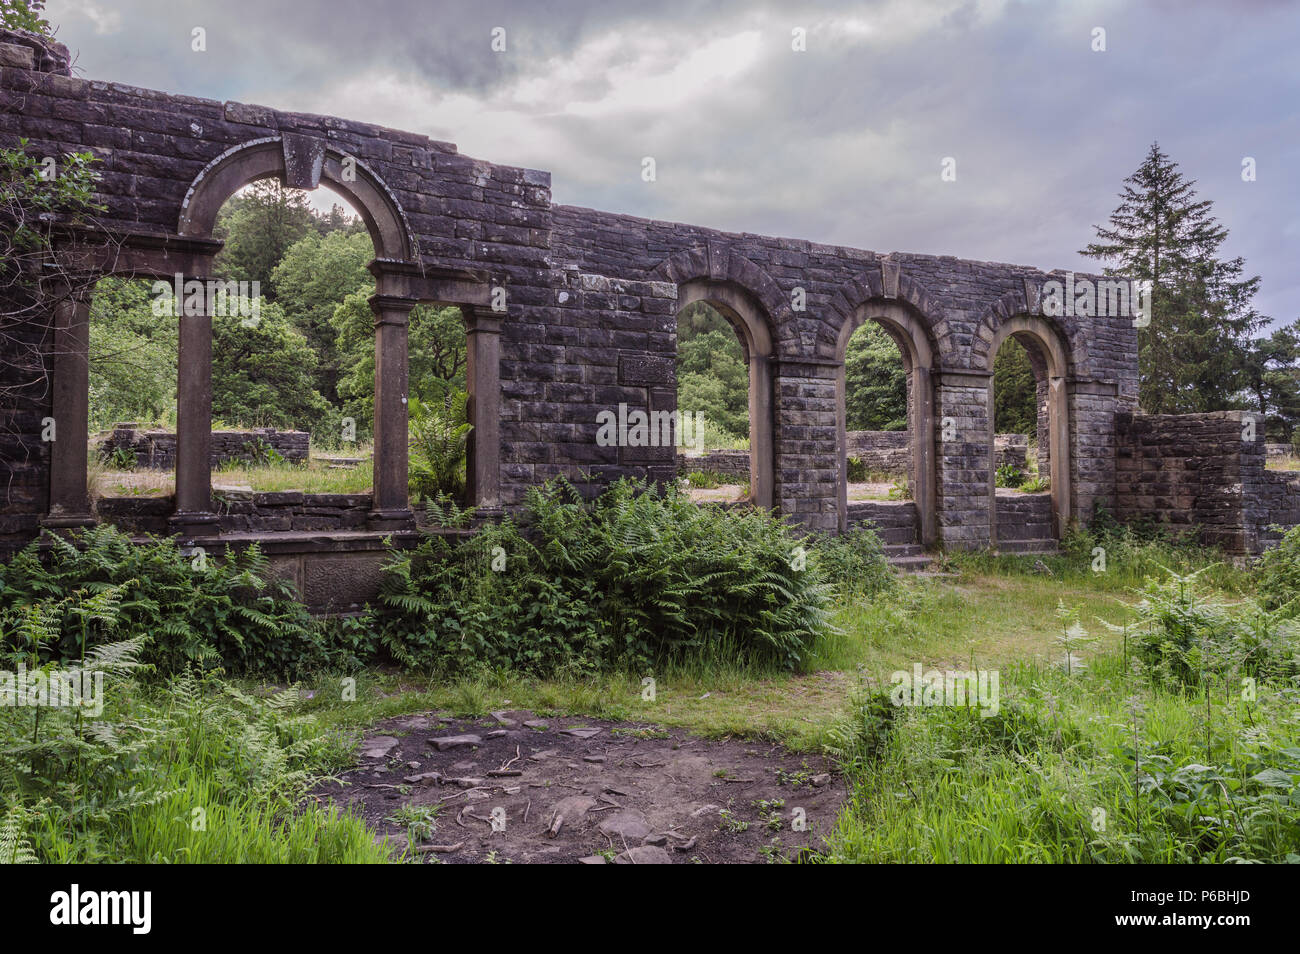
<box><xmin>45</xmin><ymin>0</ymin><xmax>1300</xmax><ymax>325</ymax></box>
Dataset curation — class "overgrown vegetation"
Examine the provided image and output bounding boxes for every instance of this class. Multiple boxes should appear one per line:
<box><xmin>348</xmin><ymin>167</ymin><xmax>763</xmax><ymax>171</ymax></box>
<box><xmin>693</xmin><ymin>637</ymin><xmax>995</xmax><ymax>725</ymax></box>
<box><xmin>370</xmin><ymin>478</ymin><xmax>833</xmax><ymax>674</ymax></box>
<box><xmin>822</xmin><ymin>568</ymin><xmax>1300</xmax><ymax>864</ymax></box>
<box><xmin>0</xmin><ymin>527</ymin><xmax>329</xmax><ymax>677</ymax></box>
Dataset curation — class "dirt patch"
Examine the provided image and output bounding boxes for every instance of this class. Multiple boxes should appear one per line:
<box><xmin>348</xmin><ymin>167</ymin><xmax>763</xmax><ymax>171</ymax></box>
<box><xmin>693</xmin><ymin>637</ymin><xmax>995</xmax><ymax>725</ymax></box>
<box><xmin>312</xmin><ymin>710</ymin><xmax>845</xmax><ymax>864</ymax></box>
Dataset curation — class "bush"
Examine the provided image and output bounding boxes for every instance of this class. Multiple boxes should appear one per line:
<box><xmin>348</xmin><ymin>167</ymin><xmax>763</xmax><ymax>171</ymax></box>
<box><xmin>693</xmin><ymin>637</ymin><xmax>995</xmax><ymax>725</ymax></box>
<box><xmin>995</xmin><ymin>464</ymin><xmax>1025</xmax><ymax>488</ymax></box>
<box><xmin>1128</xmin><ymin>570</ymin><xmax>1298</xmax><ymax>689</ymax></box>
<box><xmin>1256</xmin><ymin>524</ymin><xmax>1300</xmax><ymax>614</ymax></box>
<box><xmin>0</xmin><ymin>526</ymin><xmax>328</xmax><ymax>678</ymax></box>
<box><xmin>408</xmin><ymin>390</ymin><xmax>470</xmax><ymax>501</ymax></box>
<box><xmin>370</xmin><ymin>478</ymin><xmax>831</xmax><ymax>673</ymax></box>
<box><xmin>807</xmin><ymin>526</ymin><xmax>896</xmax><ymax>599</ymax></box>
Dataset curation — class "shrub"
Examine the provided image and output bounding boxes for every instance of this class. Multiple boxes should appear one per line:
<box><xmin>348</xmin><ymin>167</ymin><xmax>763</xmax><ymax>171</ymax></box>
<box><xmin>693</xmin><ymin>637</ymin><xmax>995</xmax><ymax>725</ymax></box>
<box><xmin>1128</xmin><ymin>570</ymin><xmax>1298</xmax><ymax>689</ymax></box>
<box><xmin>408</xmin><ymin>390</ymin><xmax>470</xmax><ymax>502</ymax></box>
<box><xmin>846</xmin><ymin>456</ymin><xmax>866</xmax><ymax>483</ymax></box>
<box><xmin>807</xmin><ymin>526</ymin><xmax>896</xmax><ymax>599</ymax></box>
<box><xmin>995</xmin><ymin>464</ymin><xmax>1025</xmax><ymax>489</ymax></box>
<box><xmin>370</xmin><ymin>478</ymin><xmax>831</xmax><ymax>673</ymax></box>
<box><xmin>1256</xmin><ymin>524</ymin><xmax>1300</xmax><ymax>614</ymax></box>
<box><xmin>0</xmin><ymin>526</ymin><xmax>328</xmax><ymax>678</ymax></box>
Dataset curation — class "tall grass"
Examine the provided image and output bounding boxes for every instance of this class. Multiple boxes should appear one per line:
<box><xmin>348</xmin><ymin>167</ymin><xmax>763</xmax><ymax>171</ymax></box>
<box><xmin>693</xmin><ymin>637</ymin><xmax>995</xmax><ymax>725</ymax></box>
<box><xmin>820</xmin><ymin>572</ymin><xmax>1300</xmax><ymax>864</ymax></box>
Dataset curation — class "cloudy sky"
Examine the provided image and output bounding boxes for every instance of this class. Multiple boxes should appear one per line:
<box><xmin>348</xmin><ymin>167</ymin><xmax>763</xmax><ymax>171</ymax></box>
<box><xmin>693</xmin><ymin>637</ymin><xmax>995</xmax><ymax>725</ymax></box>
<box><xmin>46</xmin><ymin>0</ymin><xmax>1300</xmax><ymax>326</ymax></box>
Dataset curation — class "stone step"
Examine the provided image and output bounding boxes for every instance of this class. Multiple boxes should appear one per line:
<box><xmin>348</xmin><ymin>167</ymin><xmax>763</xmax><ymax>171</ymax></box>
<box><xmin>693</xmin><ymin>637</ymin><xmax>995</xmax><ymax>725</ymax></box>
<box><xmin>997</xmin><ymin>540</ymin><xmax>1060</xmax><ymax>555</ymax></box>
<box><xmin>883</xmin><ymin>543</ymin><xmax>923</xmax><ymax>558</ymax></box>
<box><xmin>888</xmin><ymin>554</ymin><xmax>936</xmax><ymax>573</ymax></box>
<box><xmin>997</xmin><ymin>525</ymin><xmax>1054</xmax><ymax>542</ymax></box>
<box><xmin>870</xmin><ymin>525</ymin><xmax>919</xmax><ymax>545</ymax></box>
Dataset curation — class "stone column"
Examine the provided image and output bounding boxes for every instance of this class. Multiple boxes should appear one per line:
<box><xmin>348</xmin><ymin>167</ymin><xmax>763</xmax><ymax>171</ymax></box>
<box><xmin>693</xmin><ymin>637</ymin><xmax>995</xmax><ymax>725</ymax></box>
<box><xmin>1047</xmin><ymin>374</ymin><xmax>1070</xmax><ymax>534</ymax></box>
<box><xmin>368</xmin><ymin>294</ymin><xmax>417</xmax><ymax>530</ymax></box>
<box><xmin>171</xmin><ymin>275</ymin><xmax>219</xmax><ymax>538</ymax></box>
<box><xmin>774</xmin><ymin>358</ymin><xmax>839</xmax><ymax>532</ymax></box>
<box><xmin>463</xmin><ymin>305</ymin><xmax>502</xmax><ymax>515</ymax></box>
<box><xmin>936</xmin><ymin>369</ymin><xmax>993</xmax><ymax>550</ymax></box>
<box><xmin>911</xmin><ymin>364</ymin><xmax>938</xmax><ymax>547</ymax></box>
<box><xmin>43</xmin><ymin>278</ymin><xmax>96</xmax><ymax>530</ymax></box>
<box><xmin>749</xmin><ymin>352</ymin><xmax>774</xmax><ymax>510</ymax></box>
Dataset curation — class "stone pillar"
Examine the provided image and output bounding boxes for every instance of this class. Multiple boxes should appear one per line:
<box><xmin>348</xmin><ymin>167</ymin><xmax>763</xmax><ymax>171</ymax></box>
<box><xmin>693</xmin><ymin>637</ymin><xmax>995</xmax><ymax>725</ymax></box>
<box><xmin>463</xmin><ymin>305</ymin><xmax>502</xmax><ymax>515</ymax></box>
<box><xmin>171</xmin><ymin>274</ymin><xmax>219</xmax><ymax>537</ymax></box>
<box><xmin>911</xmin><ymin>365</ymin><xmax>938</xmax><ymax>547</ymax></box>
<box><xmin>936</xmin><ymin>369</ymin><xmax>992</xmax><ymax>549</ymax></box>
<box><xmin>749</xmin><ymin>352</ymin><xmax>774</xmax><ymax>510</ymax></box>
<box><xmin>43</xmin><ymin>278</ymin><xmax>96</xmax><ymax>530</ymax></box>
<box><xmin>1047</xmin><ymin>374</ymin><xmax>1070</xmax><ymax>534</ymax></box>
<box><xmin>775</xmin><ymin>358</ymin><xmax>838</xmax><ymax>532</ymax></box>
<box><xmin>368</xmin><ymin>294</ymin><xmax>417</xmax><ymax>530</ymax></box>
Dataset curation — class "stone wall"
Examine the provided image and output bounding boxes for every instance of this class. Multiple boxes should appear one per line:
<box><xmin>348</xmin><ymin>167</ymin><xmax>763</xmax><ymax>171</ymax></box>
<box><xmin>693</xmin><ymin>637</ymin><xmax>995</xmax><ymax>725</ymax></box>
<box><xmin>0</xmin><ymin>28</ymin><xmax>1145</xmax><ymax>559</ymax></box>
<box><xmin>677</xmin><ymin>450</ymin><xmax>749</xmax><ymax>480</ymax></box>
<box><xmin>844</xmin><ymin>430</ymin><xmax>1028</xmax><ymax>476</ymax></box>
<box><xmin>846</xmin><ymin>431</ymin><xmax>910</xmax><ymax>474</ymax></box>
<box><xmin>98</xmin><ymin>491</ymin><xmax>371</xmax><ymax>535</ymax></box>
<box><xmin>1114</xmin><ymin>411</ymin><xmax>1300</xmax><ymax>554</ymax></box>
<box><xmin>98</xmin><ymin>423</ymin><xmax>309</xmax><ymax>469</ymax></box>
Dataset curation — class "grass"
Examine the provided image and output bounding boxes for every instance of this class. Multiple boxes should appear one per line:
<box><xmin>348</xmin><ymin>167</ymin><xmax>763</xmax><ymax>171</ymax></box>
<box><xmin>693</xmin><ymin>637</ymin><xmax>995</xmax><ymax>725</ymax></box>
<box><xmin>89</xmin><ymin>455</ymin><xmax>374</xmax><ymax>499</ymax></box>
<box><xmin>5</xmin><ymin>515</ymin><xmax>1291</xmax><ymax>864</ymax></box>
<box><xmin>820</xmin><ymin>648</ymin><xmax>1300</xmax><ymax>863</ymax></box>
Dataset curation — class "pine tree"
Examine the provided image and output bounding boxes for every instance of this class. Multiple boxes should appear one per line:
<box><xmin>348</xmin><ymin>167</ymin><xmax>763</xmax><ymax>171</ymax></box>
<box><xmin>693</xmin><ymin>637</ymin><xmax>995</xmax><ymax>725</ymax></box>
<box><xmin>1081</xmin><ymin>143</ymin><xmax>1265</xmax><ymax>413</ymax></box>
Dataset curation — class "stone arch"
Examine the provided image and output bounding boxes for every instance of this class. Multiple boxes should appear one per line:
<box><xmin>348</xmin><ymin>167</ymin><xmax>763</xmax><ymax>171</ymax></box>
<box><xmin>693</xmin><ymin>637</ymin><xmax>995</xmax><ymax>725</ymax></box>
<box><xmin>164</xmin><ymin>136</ymin><xmax>423</xmax><ymax>533</ymax></box>
<box><xmin>651</xmin><ymin>243</ymin><xmax>793</xmax><ymax>343</ymax></box>
<box><xmin>673</xmin><ymin>277</ymin><xmax>776</xmax><ymax>510</ymax></box>
<box><xmin>825</xmin><ymin>269</ymin><xmax>955</xmax><ymax>364</ymax></box>
<box><xmin>832</xmin><ymin>298</ymin><xmax>939</xmax><ymax>544</ymax></box>
<box><xmin>969</xmin><ymin>284</ymin><xmax>1088</xmax><ymax>374</ymax></box>
<box><xmin>983</xmin><ymin>314</ymin><xmax>1072</xmax><ymax>543</ymax></box>
<box><xmin>177</xmin><ymin>136</ymin><xmax>416</xmax><ymax>261</ymax></box>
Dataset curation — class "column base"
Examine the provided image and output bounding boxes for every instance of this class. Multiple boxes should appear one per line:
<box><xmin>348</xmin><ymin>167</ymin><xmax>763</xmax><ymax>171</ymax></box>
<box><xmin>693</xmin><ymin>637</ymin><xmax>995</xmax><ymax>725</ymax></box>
<box><xmin>169</xmin><ymin>511</ymin><xmax>221</xmax><ymax>538</ymax></box>
<box><xmin>40</xmin><ymin>512</ymin><xmax>98</xmax><ymax>531</ymax></box>
<box><xmin>367</xmin><ymin>508</ymin><xmax>416</xmax><ymax>532</ymax></box>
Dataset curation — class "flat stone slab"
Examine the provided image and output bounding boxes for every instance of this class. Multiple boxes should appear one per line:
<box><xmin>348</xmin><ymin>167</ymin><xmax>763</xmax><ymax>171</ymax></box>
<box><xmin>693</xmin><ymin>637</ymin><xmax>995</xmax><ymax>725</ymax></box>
<box><xmin>360</xmin><ymin>736</ymin><xmax>399</xmax><ymax>760</ymax></box>
<box><xmin>614</xmin><ymin>845</ymin><xmax>673</xmax><ymax>865</ymax></box>
<box><xmin>428</xmin><ymin>734</ymin><xmax>483</xmax><ymax>751</ymax></box>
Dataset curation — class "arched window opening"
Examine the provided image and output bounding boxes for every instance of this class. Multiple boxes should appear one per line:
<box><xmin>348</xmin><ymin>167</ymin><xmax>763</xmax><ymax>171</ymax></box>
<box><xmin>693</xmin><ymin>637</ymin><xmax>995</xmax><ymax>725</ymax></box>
<box><xmin>987</xmin><ymin>319</ymin><xmax>1070</xmax><ymax>549</ymax></box>
<box><xmin>676</xmin><ymin>300</ymin><xmax>751</xmax><ymax>504</ymax></box>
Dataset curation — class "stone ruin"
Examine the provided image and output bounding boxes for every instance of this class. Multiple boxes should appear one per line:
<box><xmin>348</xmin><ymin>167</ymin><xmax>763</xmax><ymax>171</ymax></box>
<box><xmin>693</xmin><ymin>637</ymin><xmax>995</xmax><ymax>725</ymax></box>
<box><xmin>1</xmin><ymin>30</ymin><xmax>1296</xmax><ymax>609</ymax></box>
<box><xmin>98</xmin><ymin>423</ymin><xmax>309</xmax><ymax>469</ymax></box>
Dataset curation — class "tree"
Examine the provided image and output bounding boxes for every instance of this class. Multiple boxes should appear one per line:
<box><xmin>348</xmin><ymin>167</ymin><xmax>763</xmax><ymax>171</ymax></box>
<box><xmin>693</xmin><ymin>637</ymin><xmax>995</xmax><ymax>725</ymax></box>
<box><xmin>212</xmin><ymin>181</ymin><xmax>316</xmax><ymax>293</ymax></box>
<box><xmin>271</xmin><ymin>229</ymin><xmax>374</xmax><ymax>400</ymax></box>
<box><xmin>1081</xmin><ymin>143</ymin><xmax>1266</xmax><ymax>413</ymax></box>
<box><xmin>676</xmin><ymin>302</ymin><xmax>748</xmax><ymax>440</ymax></box>
<box><xmin>1</xmin><ymin>0</ymin><xmax>49</xmax><ymax>32</ymax></box>
<box><xmin>844</xmin><ymin>322</ymin><xmax>906</xmax><ymax>431</ymax></box>
<box><xmin>993</xmin><ymin>338</ymin><xmax>1038</xmax><ymax>435</ymax></box>
<box><xmin>211</xmin><ymin>300</ymin><xmax>331</xmax><ymax>431</ymax></box>
<box><xmin>88</xmin><ymin>278</ymin><xmax>177</xmax><ymax>430</ymax></box>
<box><xmin>1242</xmin><ymin>321</ymin><xmax>1300</xmax><ymax>442</ymax></box>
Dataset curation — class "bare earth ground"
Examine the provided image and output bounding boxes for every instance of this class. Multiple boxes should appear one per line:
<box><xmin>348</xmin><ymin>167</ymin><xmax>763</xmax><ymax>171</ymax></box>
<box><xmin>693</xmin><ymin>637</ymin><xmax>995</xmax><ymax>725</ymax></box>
<box><xmin>311</xmin><ymin>710</ymin><xmax>845</xmax><ymax>864</ymax></box>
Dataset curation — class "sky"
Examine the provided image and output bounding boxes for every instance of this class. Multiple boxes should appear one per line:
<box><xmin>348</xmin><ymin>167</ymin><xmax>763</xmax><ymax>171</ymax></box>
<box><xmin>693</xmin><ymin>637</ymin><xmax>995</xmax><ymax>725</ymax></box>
<box><xmin>45</xmin><ymin>0</ymin><xmax>1300</xmax><ymax>327</ymax></box>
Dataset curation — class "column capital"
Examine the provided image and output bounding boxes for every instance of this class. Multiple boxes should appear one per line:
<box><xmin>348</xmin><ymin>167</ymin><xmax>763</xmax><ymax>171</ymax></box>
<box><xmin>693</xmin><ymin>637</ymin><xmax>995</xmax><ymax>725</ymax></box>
<box><xmin>462</xmin><ymin>304</ymin><xmax>504</xmax><ymax>334</ymax></box>
<box><xmin>368</xmin><ymin>293</ymin><xmax>418</xmax><ymax>324</ymax></box>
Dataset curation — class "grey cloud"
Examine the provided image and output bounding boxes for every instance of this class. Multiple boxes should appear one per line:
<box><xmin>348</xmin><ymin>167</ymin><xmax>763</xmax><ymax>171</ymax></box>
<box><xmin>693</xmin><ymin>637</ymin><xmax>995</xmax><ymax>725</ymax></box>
<box><xmin>46</xmin><ymin>0</ymin><xmax>1300</xmax><ymax>324</ymax></box>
